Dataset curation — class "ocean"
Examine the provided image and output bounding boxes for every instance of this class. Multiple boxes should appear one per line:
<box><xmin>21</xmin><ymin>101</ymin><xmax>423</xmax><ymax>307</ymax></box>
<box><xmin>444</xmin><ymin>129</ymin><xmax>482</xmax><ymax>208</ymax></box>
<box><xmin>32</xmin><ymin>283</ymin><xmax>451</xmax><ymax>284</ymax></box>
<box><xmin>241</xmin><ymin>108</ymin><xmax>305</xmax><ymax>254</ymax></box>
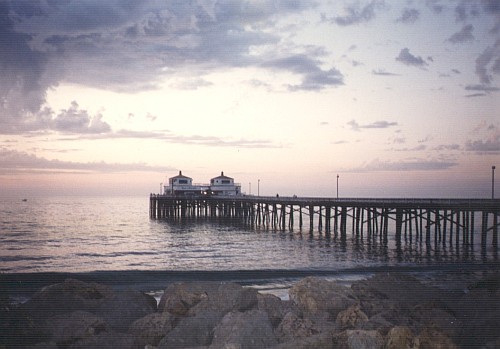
<box><xmin>1</xmin><ymin>195</ymin><xmax>498</xmax><ymax>300</ymax></box>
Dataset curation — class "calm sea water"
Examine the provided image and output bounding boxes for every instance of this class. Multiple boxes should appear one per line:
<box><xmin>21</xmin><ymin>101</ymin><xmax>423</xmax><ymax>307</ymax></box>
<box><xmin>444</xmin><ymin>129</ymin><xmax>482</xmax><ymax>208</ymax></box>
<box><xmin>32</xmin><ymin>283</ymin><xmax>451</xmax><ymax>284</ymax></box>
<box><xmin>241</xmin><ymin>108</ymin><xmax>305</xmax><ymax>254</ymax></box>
<box><xmin>1</xmin><ymin>196</ymin><xmax>498</xmax><ymax>297</ymax></box>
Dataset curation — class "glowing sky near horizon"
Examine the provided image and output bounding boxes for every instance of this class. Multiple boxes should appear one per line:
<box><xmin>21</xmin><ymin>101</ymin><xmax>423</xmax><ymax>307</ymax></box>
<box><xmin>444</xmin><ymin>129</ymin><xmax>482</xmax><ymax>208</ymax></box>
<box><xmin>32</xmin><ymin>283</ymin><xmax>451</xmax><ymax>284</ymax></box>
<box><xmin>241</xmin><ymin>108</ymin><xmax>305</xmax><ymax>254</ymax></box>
<box><xmin>0</xmin><ymin>0</ymin><xmax>499</xmax><ymax>198</ymax></box>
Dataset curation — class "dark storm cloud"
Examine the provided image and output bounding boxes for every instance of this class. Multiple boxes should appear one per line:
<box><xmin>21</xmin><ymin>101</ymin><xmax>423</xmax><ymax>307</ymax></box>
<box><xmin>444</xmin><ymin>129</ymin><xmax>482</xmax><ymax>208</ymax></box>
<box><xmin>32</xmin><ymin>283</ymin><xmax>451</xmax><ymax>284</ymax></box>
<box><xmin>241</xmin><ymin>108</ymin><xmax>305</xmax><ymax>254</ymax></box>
<box><xmin>330</xmin><ymin>0</ymin><xmax>385</xmax><ymax>26</ymax></box>
<box><xmin>447</xmin><ymin>24</ymin><xmax>475</xmax><ymax>44</ymax></box>
<box><xmin>395</xmin><ymin>48</ymin><xmax>428</xmax><ymax>67</ymax></box>
<box><xmin>0</xmin><ymin>0</ymin><xmax>324</xmax><ymax>134</ymax></box>
<box><xmin>396</xmin><ymin>8</ymin><xmax>420</xmax><ymax>24</ymax></box>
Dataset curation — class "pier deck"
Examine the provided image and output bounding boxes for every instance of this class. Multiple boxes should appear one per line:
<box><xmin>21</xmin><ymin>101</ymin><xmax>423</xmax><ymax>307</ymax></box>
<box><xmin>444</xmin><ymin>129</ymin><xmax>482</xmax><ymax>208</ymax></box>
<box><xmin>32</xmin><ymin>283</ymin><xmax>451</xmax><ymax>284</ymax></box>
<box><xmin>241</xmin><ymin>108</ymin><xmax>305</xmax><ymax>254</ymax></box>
<box><xmin>150</xmin><ymin>195</ymin><xmax>500</xmax><ymax>251</ymax></box>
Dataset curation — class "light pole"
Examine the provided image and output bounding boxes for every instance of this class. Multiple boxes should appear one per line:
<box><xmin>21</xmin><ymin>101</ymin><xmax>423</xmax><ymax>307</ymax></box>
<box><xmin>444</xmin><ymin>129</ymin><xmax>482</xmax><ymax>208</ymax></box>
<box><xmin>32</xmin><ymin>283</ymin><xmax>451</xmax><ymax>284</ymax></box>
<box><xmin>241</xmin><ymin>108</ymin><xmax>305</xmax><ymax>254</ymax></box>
<box><xmin>249</xmin><ymin>182</ymin><xmax>251</xmax><ymax>195</ymax></box>
<box><xmin>258</xmin><ymin>179</ymin><xmax>260</xmax><ymax>197</ymax></box>
<box><xmin>336</xmin><ymin>174</ymin><xmax>339</xmax><ymax>199</ymax></box>
<box><xmin>493</xmin><ymin>166</ymin><xmax>496</xmax><ymax>199</ymax></box>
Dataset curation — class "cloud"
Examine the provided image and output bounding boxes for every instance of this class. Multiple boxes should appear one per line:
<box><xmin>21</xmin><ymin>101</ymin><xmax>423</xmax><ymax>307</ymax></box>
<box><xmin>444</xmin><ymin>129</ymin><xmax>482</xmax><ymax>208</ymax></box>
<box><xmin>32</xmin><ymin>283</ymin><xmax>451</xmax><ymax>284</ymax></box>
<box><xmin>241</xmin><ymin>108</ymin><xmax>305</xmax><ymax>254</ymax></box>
<box><xmin>329</xmin><ymin>0</ymin><xmax>385</xmax><ymax>26</ymax></box>
<box><xmin>262</xmin><ymin>54</ymin><xmax>344</xmax><ymax>91</ymax></box>
<box><xmin>474</xmin><ymin>39</ymin><xmax>500</xmax><ymax>84</ymax></box>
<box><xmin>0</xmin><ymin>148</ymin><xmax>173</xmax><ymax>174</ymax></box>
<box><xmin>372</xmin><ymin>69</ymin><xmax>399</xmax><ymax>76</ymax></box>
<box><xmin>465</xmin><ymin>84</ymin><xmax>500</xmax><ymax>92</ymax></box>
<box><xmin>447</xmin><ymin>24</ymin><xmax>475</xmax><ymax>44</ymax></box>
<box><xmin>349</xmin><ymin>158</ymin><xmax>458</xmax><ymax>172</ymax></box>
<box><xmin>465</xmin><ymin>124</ymin><xmax>500</xmax><ymax>152</ymax></box>
<box><xmin>433</xmin><ymin>144</ymin><xmax>461</xmax><ymax>151</ymax></box>
<box><xmin>396</xmin><ymin>8</ymin><xmax>420</xmax><ymax>24</ymax></box>
<box><xmin>53</xmin><ymin>101</ymin><xmax>111</xmax><ymax>134</ymax></box>
<box><xmin>71</xmin><ymin>129</ymin><xmax>280</xmax><ymax>149</ymax></box>
<box><xmin>0</xmin><ymin>1</ymin><xmax>322</xmax><ymax>134</ymax></box>
<box><xmin>395</xmin><ymin>48</ymin><xmax>428</xmax><ymax>67</ymax></box>
<box><xmin>348</xmin><ymin>119</ymin><xmax>398</xmax><ymax>131</ymax></box>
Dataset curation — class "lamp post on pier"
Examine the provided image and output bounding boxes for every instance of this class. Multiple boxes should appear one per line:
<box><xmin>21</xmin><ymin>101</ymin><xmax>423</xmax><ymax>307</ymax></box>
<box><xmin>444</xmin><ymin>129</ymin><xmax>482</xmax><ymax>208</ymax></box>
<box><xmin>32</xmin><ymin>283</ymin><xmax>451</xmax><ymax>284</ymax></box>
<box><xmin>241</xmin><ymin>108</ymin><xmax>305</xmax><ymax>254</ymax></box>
<box><xmin>493</xmin><ymin>166</ymin><xmax>496</xmax><ymax>199</ymax></box>
<box><xmin>336</xmin><ymin>174</ymin><xmax>339</xmax><ymax>199</ymax></box>
<box><xmin>258</xmin><ymin>179</ymin><xmax>260</xmax><ymax>197</ymax></box>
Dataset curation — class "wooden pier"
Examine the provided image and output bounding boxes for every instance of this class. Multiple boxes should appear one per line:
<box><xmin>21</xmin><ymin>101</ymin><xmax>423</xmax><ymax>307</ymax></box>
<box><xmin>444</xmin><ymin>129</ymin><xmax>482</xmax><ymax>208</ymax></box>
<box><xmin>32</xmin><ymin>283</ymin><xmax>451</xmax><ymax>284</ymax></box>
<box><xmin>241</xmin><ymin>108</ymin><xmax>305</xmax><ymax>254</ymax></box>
<box><xmin>150</xmin><ymin>195</ymin><xmax>500</xmax><ymax>251</ymax></box>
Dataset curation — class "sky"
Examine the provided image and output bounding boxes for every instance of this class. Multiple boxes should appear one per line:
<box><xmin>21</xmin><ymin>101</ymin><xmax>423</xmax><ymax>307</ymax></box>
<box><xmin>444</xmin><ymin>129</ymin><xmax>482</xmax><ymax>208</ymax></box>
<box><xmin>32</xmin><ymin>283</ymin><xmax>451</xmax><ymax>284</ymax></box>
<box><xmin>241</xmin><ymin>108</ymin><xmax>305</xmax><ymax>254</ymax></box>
<box><xmin>0</xmin><ymin>0</ymin><xmax>499</xmax><ymax>198</ymax></box>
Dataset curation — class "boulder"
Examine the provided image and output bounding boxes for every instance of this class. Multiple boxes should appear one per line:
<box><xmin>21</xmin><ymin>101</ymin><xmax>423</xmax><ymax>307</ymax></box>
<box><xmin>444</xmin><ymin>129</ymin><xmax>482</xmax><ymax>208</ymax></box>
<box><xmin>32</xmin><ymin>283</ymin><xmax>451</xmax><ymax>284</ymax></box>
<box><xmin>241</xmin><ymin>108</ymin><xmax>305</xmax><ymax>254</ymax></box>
<box><xmin>158</xmin><ymin>282</ymin><xmax>258</xmax><ymax>317</ymax></box>
<box><xmin>271</xmin><ymin>331</ymin><xmax>334</xmax><ymax>349</ymax></box>
<box><xmin>128</xmin><ymin>311</ymin><xmax>175</xmax><ymax>347</ymax></box>
<box><xmin>45</xmin><ymin>310</ymin><xmax>107</xmax><ymax>347</ymax></box>
<box><xmin>275</xmin><ymin>311</ymin><xmax>320</xmax><ymax>343</ymax></box>
<box><xmin>332</xmin><ymin>329</ymin><xmax>384</xmax><ymax>349</ymax></box>
<box><xmin>94</xmin><ymin>289</ymin><xmax>157</xmax><ymax>332</ymax></box>
<box><xmin>20</xmin><ymin>278</ymin><xmax>113</xmax><ymax>321</ymax></box>
<box><xmin>257</xmin><ymin>293</ymin><xmax>298</xmax><ymax>328</ymax></box>
<box><xmin>336</xmin><ymin>304</ymin><xmax>369</xmax><ymax>330</ymax></box>
<box><xmin>350</xmin><ymin>273</ymin><xmax>445</xmax><ymax>317</ymax></box>
<box><xmin>417</xmin><ymin>327</ymin><xmax>458</xmax><ymax>349</ymax></box>
<box><xmin>385</xmin><ymin>326</ymin><xmax>419</xmax><ymax>349</ymax></box>
<box><xmin>158</xmin><ymin>310</ymin><xmax>223</xmax><ymax>348</ymax></box>
<box><xmin>289</xmin><ymin>277</ymin><xmax>358</xmax><ymax>320</ymax></box>
<box><xmin>451</xmin><ymin>287</ymin><xmax>500</xmax><ymax>348</ymax></box>
<box><xmin>67</xmin><ymin>331</ymin><xmax>139</xmax><ymax>349</ymax></box>
<box><xmin>210</xmin><ymin>309</ymin><xmax>278</xmax><ymax>349</ymax></box>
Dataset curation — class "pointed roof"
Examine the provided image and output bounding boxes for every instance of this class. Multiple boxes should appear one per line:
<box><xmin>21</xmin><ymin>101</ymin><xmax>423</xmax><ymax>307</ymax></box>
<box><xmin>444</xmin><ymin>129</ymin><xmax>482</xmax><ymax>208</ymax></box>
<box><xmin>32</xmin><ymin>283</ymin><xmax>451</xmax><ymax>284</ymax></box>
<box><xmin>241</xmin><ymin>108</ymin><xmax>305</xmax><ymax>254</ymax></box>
<box><xmin>170</xmin><ymin>170</ymin><xmax>192</xmax><ymax>179</ymax></box>
<box><xmin>211</xmin><ymin>171</ymin><xmax>233</xmax><ymax>180</ymax></box>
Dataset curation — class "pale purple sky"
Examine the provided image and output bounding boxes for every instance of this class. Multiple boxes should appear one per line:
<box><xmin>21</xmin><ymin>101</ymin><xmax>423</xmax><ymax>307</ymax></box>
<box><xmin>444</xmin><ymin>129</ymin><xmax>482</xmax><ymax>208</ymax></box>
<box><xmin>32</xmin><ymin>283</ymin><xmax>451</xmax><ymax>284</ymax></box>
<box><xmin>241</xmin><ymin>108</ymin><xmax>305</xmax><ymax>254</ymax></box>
<box><xmin>1</xmin><ymin>0</ymin><xmax>499</xmax><ymax>198</ymax></box>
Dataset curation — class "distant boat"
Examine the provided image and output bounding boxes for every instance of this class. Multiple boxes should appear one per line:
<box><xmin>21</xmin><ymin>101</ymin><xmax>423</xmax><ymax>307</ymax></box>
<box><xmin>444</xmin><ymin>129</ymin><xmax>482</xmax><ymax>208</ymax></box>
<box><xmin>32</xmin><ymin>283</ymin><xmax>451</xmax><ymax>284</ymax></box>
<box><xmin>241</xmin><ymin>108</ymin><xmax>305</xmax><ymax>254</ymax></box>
<box><xmin>22</xmin><ymin>199</ymin><xmax>27</xmax><ymax>202</ymax></box>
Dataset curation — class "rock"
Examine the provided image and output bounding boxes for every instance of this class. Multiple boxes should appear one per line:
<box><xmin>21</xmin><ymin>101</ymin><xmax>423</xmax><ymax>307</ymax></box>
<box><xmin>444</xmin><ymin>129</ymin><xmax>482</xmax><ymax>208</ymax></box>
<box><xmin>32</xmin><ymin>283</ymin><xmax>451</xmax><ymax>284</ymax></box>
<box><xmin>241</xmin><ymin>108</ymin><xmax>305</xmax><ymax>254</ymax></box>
<box><xmin>25</xmin><ymin>342</ymin><xmax>59</xmax><ymax>349</ymax></box>
<box><xmin>351</xmin><ymin>273</ymin><xmax>445</xmax><ymax>317</ymax></box>
<box><xmin>409</xmin><ymin>302</ymin><xmax>460</xmax><ymax>338</ymax></box>
<box><xmin>289</xmin><ymin>277</ymin><xmax>358</xmax><ymax>320</ymax></box>
<box><xmin>271</xmin><ymin>331</ymin><xmax>334</xmax><ymax>349</ymax></box>
<box><xmin>417</xmin><ymin>327</ymin><xmax>458</xmax><ymax>349</ymax></box>
<box><xmin>210</xmin><ymin>309</ymin><xmax>277</xmax><ymax>349</ymax></box>
<box><xmin>336</xmin><ymin>304</ymin><xmax>369</xmax><ymax>330</ymax></box>
<box><xmin>94</xmin><ymin>289</ymin><xmax>157</xmax><ymax>332</ymax></box>
<box><xmin>128</xmin><ymin>311</ymin><xmax>175</xmax><ymax>347</ymax></box>
<box><xmin>332</xmin><ymin>329</ymin><xmax>384</xmax><ymax>349</ymax></box>
<box><xmin>275</xmin><ymin>311</ymin><xmax>320</xmax><ymax>343</ymax></box>
<box><xmin>385</xmin><ymin>326</ymin><xmax>419</xmax><ymax>349</ymax></box>
<box><xmin>451</xmin><ymin>287</ymin><xmax>500</xmax><ymax>348</ymax></box>
<box><xmin>158</xmin><ymin>282</ymin><xmax>211</xmax><ymax>315</ymax></box>
<box><xmin>20</xmin><ymin>278</ymin><xmax>113</xmax><ymax>321</ymax></box>
<box><xmin>257</xmin><ymin>293</ymin><xmax>298</xmax><ymax>328</ymax></box>
<box><xmin>68</xmin><ymin>331</ymin><xmax>139</xmax><ymax>349</ymax></box>
<box><xmin>158</xmin><ymin>310</ymin><xmax>223</xmax><ymax>348</ymax></box>
<box><xmin>159</xmin><ymin>282</ymin><xmax>258</xmax><ymax>317</ymax></box>
<box><xmin>45</xmin><ymin>310</ymin><xmax>107</xmax><ymax>346</ymax></box>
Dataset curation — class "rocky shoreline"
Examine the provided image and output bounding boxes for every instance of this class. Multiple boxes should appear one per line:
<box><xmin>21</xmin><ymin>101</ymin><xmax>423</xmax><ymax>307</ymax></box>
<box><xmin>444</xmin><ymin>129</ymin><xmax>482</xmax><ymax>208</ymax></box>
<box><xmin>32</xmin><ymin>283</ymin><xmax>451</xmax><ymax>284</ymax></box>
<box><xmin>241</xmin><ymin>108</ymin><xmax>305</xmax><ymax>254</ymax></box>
<box><xmin>1</xmin><ymin>272</ymin><xmax>499</xmax><ymax>349</ymax></box>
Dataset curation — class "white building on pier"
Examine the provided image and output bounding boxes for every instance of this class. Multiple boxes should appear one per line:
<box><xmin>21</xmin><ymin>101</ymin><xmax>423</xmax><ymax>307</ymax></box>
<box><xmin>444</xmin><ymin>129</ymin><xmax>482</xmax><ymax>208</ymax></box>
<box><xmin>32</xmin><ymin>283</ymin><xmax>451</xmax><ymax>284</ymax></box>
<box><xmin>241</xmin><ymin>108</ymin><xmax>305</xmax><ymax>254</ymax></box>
<box><xmin>163</xmin><ymin>171</ymin><xmax>241</xmax><ymax>197</ymax></box>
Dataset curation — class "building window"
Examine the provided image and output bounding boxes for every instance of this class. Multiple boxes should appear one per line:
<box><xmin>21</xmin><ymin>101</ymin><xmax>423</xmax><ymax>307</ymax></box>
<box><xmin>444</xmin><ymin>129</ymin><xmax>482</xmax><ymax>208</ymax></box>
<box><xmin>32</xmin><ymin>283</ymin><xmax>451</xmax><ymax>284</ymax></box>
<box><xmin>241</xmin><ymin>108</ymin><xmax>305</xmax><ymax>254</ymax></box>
<box><xmin>222</xmin><ymin>180</ymin><xmax>231</xmax><ymax>184</ymax></box>
<box><xmin>179</xmin><ymin>179</ymin><xmax>188</xmax><ymax>184</ymax></box>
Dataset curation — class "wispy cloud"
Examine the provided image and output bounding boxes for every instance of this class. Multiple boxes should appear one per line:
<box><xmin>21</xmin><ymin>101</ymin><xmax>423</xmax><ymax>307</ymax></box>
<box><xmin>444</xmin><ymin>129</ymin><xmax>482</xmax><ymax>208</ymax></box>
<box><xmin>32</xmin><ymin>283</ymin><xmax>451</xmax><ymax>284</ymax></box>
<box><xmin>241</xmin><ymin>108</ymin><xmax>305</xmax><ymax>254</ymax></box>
<box><xmin>348</xmin><ymin>119</ymin><xmax>398</xmax><ymax>131</ymax></box>
<box><xmin>349</xmin><ymin>158</ymin><xmax>458</xmax><ymax>172</ymax></box>
<box><xmin>372</xmin><ymin>69</ymin><xmax>399</xmax><ymax>76</ymax></box>
<box><xmin>0</xmin><ymin>149</ymin><xmax>173</xmax><ymax>174</ymax></box>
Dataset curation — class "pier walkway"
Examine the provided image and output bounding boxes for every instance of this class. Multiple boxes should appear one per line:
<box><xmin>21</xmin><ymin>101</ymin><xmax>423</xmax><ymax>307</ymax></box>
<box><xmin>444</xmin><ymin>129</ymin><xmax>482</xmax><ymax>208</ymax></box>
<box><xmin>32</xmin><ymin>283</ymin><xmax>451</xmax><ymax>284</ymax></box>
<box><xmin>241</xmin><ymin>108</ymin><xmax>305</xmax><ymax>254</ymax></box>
<box><xmin>150</xmin><ymin>195</ymin><xmax>500</xmax><ymax>251</ymax></box>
